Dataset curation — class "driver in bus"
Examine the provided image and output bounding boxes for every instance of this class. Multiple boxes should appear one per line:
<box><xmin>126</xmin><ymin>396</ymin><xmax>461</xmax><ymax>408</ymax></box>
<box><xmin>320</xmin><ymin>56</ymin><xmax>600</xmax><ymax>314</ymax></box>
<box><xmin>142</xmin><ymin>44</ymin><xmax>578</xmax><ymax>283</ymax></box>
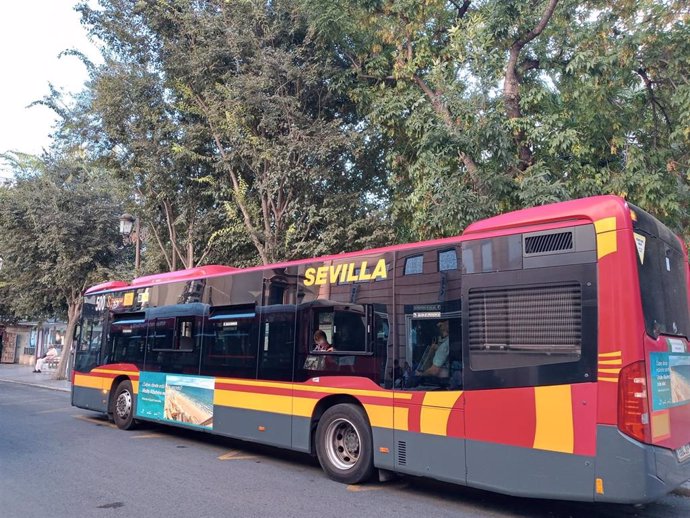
<box><xmin>416</xmin><ymin>320</ymin><xmax>450</xmax><ymax>378</ymax></box>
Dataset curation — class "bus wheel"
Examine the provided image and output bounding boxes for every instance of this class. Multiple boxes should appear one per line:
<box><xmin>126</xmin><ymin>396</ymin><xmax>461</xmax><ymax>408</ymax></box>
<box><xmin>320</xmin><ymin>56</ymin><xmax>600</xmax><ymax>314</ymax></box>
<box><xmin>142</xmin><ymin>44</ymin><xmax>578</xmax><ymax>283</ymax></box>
<box><xmin>112</xmin><ymin>380</ymin><xmax>136</xmax><ymax>430</ymax></box>
<box><xmin>316</xmin><ymin>404</ymin><xmax>374</xmax><ymax>484</ymax></box>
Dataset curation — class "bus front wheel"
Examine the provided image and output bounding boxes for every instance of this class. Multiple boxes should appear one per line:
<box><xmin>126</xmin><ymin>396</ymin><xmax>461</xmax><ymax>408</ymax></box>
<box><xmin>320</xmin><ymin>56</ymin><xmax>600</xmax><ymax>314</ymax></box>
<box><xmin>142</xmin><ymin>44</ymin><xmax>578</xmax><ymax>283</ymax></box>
<box><xmin>112</xmin><ymin>380</ymin><xmax>137</xmax><ymax>430</ymax></box>
<box><xmin>315</xmin><ymin>404</ymin><xmax>374</xmax><ymax>484</ymax></box>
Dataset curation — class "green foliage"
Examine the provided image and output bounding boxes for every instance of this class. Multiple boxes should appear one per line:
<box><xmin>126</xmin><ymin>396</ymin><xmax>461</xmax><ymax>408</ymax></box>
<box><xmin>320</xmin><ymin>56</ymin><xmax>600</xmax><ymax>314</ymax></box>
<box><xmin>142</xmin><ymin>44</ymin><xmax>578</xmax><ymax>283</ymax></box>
<box><xmin>72</xmin><ymin>0</ymin><xmax>226</xmax><ymax>272</ymax></box>
<box><xmin>0</xmin><ymin>152</ymin><xmax>123</xmax><ymax>320</ymax></box>
<box><xmin>75</xmin><ymin>0</ymin><xmax>394</xmax><ymax>266</ymax></box>
<box><xmin>7</xmin><ymin>0</ymin><xmax>688</xmax><ymax>289</ymax></box>
<box><xmin>304</xmin><ymin>0</ymin><xmax>690</xmax><ymax>243</ymax></box>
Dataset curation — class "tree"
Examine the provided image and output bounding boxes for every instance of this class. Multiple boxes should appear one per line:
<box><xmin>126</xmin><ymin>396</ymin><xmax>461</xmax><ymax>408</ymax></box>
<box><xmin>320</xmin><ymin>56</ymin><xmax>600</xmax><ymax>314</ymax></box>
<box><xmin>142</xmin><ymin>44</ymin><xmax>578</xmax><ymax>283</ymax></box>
<box><xmin>305</xmin><ymin>0</ymin><xmax>690</xmax><ymax>241</ymax></box>
<box><xmin>78</xmin><ymin>0</ymin><xmax>394</xmax><ymax>266</ymax></box>
<box><xmin>55</xmin><ymin>0</ymin><xmax>224</xmax><ymax>274</ymax></box>
<box><xmin>0</xmin><ymin>152</ymin><xmax>123</xmax><ymax>379</ymax></box>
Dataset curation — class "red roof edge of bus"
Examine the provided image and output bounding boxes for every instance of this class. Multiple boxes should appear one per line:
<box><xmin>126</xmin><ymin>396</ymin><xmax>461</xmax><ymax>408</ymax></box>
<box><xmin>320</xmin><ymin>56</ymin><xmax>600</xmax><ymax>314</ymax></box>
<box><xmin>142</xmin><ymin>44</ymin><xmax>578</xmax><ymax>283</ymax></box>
<box><xmin>85</xmin><ymin>280</ymin><xmax>130</xmax><ymax>294</ymax></box>
<box><xmin>130</xmin><ymin>265</ymin><xmax>238</xmax><ymax>287</ymax></box>
<box><xmin>462</xmin><ymin>195</ymin><xmax>629</xmax><ymax>236</ymax></box>
<box><xmin>84</xmin><ymin>196</ymin><xmax>635</xmax><ymax>294</ymax></box>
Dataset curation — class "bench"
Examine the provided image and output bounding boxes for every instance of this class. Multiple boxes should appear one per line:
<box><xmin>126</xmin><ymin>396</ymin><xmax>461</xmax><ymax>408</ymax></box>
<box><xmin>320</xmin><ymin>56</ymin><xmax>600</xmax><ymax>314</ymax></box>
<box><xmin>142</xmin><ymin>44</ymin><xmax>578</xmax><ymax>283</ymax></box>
<box><xmin>45</xmin><ymin>357</ymin><xmax>61</xmax><ymax>369</ymax></box>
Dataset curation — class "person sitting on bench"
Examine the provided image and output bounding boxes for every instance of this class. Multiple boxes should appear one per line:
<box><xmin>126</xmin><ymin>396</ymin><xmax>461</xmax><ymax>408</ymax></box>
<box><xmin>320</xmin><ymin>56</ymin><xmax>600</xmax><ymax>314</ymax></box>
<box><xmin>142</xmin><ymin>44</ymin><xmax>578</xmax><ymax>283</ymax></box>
<box><xmin>34</xmin><ymin>344</ymin><xmax>58</xmax><ymax>373</ymax></box>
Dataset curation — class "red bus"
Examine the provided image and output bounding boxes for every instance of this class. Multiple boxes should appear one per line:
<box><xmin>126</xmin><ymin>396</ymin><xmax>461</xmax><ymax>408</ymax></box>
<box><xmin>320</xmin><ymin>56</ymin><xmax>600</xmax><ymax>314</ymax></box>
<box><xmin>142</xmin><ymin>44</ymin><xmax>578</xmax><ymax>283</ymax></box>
<box><xmin>71</xmin><ymin>195</ymin><xmax>690</xmax><ymax>503</ymax></box>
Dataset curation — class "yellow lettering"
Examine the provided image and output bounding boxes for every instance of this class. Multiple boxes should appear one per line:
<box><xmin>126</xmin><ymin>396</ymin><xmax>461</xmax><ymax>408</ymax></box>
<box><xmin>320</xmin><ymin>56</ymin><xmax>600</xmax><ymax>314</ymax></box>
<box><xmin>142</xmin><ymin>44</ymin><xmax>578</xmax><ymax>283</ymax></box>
<box><xmin>372</xmin><ymin>259</ymin><xmax>387</xmax><ymax>280</ymax></box>
<box><xmin>315</xmin><ymin>266</ymin><xmax>328</xmax><ymax>285</ymax></box>
<box><xmin>346</xmin><ymin>263</ymin><xmax>359</xmax><ymax>282</ymax></box>
<box><xmin>304</xmin><ymin>258</ymin><xmax>388</xmax><ymax>286</ymax></box>
<box><xmin>329</xmin><ymin>264</ymin><xmax>343</xmax><ymax>283</ymax></box>
<box><xmin>359</xmin><ymin>261</ymin><xmax>372</xmax><ymax>281</ymax></box>
<box><xmin>304</xmin><ymin>268</ymin><xmax>315</xmax><ymax>286</ymax></box>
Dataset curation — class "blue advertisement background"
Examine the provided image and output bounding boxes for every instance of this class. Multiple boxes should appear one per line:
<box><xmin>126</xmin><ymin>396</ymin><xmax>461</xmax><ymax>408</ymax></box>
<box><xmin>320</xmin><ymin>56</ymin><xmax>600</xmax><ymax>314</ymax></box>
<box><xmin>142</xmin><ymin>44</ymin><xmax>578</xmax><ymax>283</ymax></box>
<box><xmin>650</xmin><ymin>352</ymin><xmax>690</xmax><ymax>411</ymax></box>
<box><xmin>135</xmin><ymin>372</ymin><xmax>215</xmax><ymax>429</ymax></box>
<box><xmin>136</xmin><ymin>372</ymin><xmax>167</xmax><ymax>419</ymax></box>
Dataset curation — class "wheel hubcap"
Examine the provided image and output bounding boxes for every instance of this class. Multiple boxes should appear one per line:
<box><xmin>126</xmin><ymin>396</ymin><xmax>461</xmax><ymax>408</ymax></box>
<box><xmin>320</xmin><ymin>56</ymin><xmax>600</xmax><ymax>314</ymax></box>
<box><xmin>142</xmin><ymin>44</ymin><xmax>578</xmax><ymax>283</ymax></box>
<box><xmin>324</xmin><ymin>418</ymin><xmax>360</xmax><ymax>471</ymax></box>
<box><xmin>116</xmin><ymin>390</ymin><xmax>132</xmax><ymax>420</ymax></box>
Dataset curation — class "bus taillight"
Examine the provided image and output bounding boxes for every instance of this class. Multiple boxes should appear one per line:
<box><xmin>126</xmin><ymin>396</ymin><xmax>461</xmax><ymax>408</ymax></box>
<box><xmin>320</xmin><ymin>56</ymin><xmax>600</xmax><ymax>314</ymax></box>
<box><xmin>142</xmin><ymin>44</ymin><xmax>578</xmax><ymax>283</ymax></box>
<box><xmin>618</xmin><ymin>360</ymin><xmax>652</xmax><ymax>443</ymax></box>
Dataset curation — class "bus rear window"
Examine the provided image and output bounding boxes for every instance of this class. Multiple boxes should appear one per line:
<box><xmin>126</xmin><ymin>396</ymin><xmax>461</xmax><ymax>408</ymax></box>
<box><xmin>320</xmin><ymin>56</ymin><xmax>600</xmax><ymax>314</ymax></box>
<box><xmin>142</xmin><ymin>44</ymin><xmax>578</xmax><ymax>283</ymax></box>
<box><xmin>632</xmin><ymin>206</ymin><xmax>690</xmax><ymax>339</ymax></box>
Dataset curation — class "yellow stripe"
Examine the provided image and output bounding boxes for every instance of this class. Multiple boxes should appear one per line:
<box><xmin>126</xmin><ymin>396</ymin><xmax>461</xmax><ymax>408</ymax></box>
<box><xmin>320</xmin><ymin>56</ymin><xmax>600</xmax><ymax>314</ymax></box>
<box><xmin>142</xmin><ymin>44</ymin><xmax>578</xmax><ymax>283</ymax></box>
<box><xmin>417</xmin><ymin>392</ymin><xmax>462</xmax><ymax>436</ymax></box>
<box><xmin>215</xmin><ymin>378</ymin><xmax>407</xmax><ymax>400</ymax></box>
<box><xmin>533</xmin><ymin>385</ymin><xmax>574</xmax><ymax>454</ymax></box>
<box><xmin>599</xmin><ymin>377</ymin><xmax>618</xmax><ymax>383</ymax></box>
<box><xmin>599</xmin><ymin>359</ymin><xmax>622</xmax><ymax>365</ymax></box>
<box><xmin>73</xmin><ymin>374</ymin><xmax>105</xmax><ymax>390</ymax></box>
<box><xmin>598</xmin><ymin>351</ymin><xmax>622</xmax><ymax>358</ymax></box>
<box><xmin>594</xmin><ymin>217</ymin><xmax>617</xmax><ymax>234</ymax></box>
<box><xmin>214</xmin><ymin>389</ymin><xmax>292</xmax><ymax>415</ymax></box>
<box><xmin>292</xmin><ymin>396</ymin><xmax>317</xmax><ymax>418</ymax></box>
<box><xmin>393</xmin><ymin>406</ymin><xmax>409</xmax><ymax>431</ymax></box>
<box><xmin>363</xmin><ymin>404</ymin><xmax>393</xmax><ymax>428</ymax></box>
<box><xmin>594</xmin><ymin>217</ymin><xmax>617</xmax><ymax>259</ymax></box>
<box><xmin>596</xmin><ymin>233</ymin><xmax>617</xmax><ymax>259</ymax></box>
<box><xmin>598</xmin><ymin>368</ymin><xmax>622</xmax><ymax>374</ymax></box>
<box><xmin>420</xmin><ymin>406</ymin><xmax>452</xmax><ymax>436</ymax></box>
<box><xmin>422</xmin><ymin>391</ymin><xmax>462</xmax><ymax>409</ymax></box>
<box><xmin>216</xmin><ymin>378</ymin><xmax>297</xmax><ymax>390</ymax></box>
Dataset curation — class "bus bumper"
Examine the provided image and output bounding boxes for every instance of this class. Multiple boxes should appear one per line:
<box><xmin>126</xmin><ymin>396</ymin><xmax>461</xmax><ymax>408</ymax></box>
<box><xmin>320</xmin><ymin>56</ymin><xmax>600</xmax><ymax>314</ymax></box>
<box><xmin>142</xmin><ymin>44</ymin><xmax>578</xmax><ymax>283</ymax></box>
<box><xmin>595</xmin><ymin>425</ymin><xmax>690</xmax><ymax>503</ymax></box>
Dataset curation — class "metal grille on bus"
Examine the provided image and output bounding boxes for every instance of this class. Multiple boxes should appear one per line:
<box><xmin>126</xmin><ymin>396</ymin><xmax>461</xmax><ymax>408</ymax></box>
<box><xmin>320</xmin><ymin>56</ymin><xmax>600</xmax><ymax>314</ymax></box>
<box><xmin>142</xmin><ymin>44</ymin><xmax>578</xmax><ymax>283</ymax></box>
<box><xmin>524</xmin><ymin>231</ymin><xmax>573</xmax><ymax>254</ymax></box>
<box><xmin>397</xmin><ymin>441</ymin><xmax>407</xmax><ymax>466</ymax></box>
<box><xmin>468</xmin><ymin>283</ymin><xmax>582</xmax><ymax>351</ymax></box>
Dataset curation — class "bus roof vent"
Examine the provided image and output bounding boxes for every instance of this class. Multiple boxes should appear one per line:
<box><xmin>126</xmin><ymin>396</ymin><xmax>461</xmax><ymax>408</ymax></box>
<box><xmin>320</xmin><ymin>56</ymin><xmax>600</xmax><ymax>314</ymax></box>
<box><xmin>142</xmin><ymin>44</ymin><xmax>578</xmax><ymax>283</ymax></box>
<box><xmin>524</xmin><ymin>231</ymin><xmax>573</xmax><ymax>255</ymax></box>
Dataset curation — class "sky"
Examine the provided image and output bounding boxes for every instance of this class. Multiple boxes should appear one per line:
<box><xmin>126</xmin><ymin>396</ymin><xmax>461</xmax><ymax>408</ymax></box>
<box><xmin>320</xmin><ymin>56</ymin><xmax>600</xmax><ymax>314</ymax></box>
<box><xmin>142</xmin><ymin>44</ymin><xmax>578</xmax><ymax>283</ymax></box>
<box><xmin>0</xmin><ymin>1</ymin><xmax>101</xmax><ymax>178</ymax></box>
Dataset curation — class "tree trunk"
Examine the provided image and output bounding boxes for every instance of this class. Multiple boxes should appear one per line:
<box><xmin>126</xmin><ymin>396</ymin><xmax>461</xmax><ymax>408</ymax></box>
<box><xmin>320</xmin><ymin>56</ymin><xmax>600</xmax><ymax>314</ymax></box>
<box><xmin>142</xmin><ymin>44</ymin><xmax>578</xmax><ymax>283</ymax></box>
<box><xmin>54</xmin><ymin>298</ymin><xmax>82</xmax><ymax>381</ymax></box>
<box><xmin>503</xmin><ymin>0</ymin><xmax>559</xmax><ymax>172</ymax></box>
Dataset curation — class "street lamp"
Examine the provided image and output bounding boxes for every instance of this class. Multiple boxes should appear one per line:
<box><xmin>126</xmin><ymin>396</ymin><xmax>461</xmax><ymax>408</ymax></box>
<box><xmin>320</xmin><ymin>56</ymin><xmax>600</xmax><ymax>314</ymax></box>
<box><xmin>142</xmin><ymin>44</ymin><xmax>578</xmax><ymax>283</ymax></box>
<box><xmin>119</xmin><ymin>213</ymin><xmax>141</xmax><ymax>271</ymax></box>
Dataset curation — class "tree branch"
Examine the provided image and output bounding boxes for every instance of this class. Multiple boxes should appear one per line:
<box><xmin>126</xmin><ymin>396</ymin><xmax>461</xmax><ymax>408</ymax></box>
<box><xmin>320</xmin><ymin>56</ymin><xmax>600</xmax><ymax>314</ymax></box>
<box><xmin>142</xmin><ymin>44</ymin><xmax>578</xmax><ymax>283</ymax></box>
<box><xmin>516</xmin><ymin>0</ymin><xmax>559</xmax><ymax>49</ymax></box>
<box><xmin>413</xmin><ymin>74</ymin><xmax>454</xmax><ymax>128</ymax></box>
<box><xmin>192</xmin><ymin>91</ymin><xmax>269</xmax><ymax>264</ymax></box>
<box><xmin>504</xmin><ymin>0</ymin><xmax>559</xmax><ymax>171</ymax></box>
<box><xmin>449</xmin><ymin>0</ymin><xmax>472</xmax><ymax>19</ymax></box>
<box><xmin>637</xmin><ymin>67</ymin><xmax>672</xmax><ymax>130</ymax></box>
<box><xmin>162</xmin><ymin>199</ymin><xmax>184</xmax><ymax>270</ymax></box>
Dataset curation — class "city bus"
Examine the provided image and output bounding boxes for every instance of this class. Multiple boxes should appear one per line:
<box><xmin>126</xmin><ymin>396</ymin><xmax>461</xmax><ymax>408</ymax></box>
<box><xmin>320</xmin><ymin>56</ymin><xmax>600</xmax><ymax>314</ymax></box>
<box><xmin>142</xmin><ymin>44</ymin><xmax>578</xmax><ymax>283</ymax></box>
<box><xmin>71</xmin><ymin>195</ymin><xmax>690</xmax><ymax>503</ymax></box>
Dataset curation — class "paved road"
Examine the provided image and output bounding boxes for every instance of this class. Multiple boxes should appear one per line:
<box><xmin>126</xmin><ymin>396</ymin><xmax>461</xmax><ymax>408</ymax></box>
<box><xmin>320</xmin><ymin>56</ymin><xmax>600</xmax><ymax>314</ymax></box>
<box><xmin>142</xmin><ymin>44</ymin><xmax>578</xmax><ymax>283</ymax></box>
<box><xmin>1</xmin><ymin>381</ymin><xmax>689</xmax><ymax>518</ymax></box>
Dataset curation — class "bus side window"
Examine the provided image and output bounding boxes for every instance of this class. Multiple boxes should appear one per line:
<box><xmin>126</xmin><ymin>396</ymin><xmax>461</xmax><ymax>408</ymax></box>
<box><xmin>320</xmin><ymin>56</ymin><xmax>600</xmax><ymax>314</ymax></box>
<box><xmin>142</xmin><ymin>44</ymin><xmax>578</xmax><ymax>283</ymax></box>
<box><xmin>333</xmin><ymin>311</ymin><xmax>367</xmax><ymax>352</ymax></box>
<box><xmin>177</xmin><ymin>318</ymin><xmax>194</xmax><ymax>351</ymax></box>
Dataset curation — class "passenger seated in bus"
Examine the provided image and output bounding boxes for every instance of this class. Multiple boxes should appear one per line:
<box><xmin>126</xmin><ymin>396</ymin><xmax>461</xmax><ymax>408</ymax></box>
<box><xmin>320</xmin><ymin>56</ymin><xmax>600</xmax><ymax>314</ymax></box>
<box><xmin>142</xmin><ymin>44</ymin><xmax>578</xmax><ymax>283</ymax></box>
<box><xmin>415</xmin><ymin>320</ymin><xmax>450</xmax><ymax>378</ymax></box>
<box><xmin>313</xmin><ymin>330</ymin><xmax>333</xmax><ymax>352</ymax></box>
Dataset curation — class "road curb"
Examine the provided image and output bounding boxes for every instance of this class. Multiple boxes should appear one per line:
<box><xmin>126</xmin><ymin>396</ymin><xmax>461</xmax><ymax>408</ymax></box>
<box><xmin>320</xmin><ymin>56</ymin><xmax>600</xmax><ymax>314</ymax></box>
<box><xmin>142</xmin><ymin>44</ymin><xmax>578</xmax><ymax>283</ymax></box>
<box><xmin>0</xmin><ymin>377</ymin><xmax>71</xmax><ymax>393</ymax></box>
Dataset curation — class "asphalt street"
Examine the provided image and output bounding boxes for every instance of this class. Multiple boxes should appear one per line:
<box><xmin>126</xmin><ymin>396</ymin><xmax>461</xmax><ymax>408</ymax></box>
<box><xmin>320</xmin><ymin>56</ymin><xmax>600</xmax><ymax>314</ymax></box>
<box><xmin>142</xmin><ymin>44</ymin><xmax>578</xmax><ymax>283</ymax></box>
<box><xmin>1</xmin><ymin>371</ymin><xmax>689</xmax><ymax>518</ymax></box>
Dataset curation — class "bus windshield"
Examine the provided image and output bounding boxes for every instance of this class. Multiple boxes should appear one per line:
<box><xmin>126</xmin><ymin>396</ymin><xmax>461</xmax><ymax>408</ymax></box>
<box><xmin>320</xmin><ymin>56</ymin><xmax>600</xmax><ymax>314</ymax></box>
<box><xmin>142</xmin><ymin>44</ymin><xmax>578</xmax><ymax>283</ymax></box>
<box><xmin>632</xmin><ymin>204</ymin><xmax>690</xmax><ymax>339</ymax></box>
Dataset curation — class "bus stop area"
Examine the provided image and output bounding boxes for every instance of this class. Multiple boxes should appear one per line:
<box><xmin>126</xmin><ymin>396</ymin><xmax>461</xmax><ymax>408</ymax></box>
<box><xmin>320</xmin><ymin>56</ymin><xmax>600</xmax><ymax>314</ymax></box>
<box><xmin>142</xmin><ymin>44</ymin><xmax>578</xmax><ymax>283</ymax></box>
<box><xmin>0</xmin><ymin>363</ymin><xmax>71</xmax><ymax>393</ymax></box>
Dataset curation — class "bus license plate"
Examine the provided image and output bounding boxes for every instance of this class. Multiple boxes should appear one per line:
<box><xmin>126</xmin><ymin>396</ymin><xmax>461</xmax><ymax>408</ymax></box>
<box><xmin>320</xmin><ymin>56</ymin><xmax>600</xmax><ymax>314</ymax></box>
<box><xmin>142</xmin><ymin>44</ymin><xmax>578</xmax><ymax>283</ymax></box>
<box><xmin>677</xmin><ymin>443</ymin><xmax>690</xmax><ymax>462</ymax></box>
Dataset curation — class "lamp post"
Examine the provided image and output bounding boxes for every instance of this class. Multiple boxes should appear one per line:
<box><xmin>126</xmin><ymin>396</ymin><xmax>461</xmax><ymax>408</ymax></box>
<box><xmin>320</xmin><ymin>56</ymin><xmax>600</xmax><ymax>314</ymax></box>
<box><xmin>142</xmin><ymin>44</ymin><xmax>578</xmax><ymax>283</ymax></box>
<box><xmin>119</xmin><ymin>213</ymin><xmax>141</xmax><ymax>271</ymax></box>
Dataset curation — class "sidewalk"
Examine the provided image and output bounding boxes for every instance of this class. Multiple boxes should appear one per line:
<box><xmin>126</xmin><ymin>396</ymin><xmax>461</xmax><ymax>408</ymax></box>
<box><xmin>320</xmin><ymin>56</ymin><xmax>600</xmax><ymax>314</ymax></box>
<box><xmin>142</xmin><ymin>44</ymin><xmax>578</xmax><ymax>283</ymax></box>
<box><xmin>0</xmin><ymin>363</ymin><xmax>71</xmax><ymax>392</ymax></box>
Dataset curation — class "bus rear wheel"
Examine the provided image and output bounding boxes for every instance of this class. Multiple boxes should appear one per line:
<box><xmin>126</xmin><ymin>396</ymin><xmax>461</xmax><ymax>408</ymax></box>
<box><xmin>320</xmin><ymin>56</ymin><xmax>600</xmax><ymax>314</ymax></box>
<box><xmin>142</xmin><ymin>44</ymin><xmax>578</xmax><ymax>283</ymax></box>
<box><xmin>315</xmin><ymin>404</ymin><xmax>374</xmax><ymax>484</ymax></box>
<box><xmin>112</xmin><ymin>380</ymin><xmax>137</xmax><ymax>430</ymax></box>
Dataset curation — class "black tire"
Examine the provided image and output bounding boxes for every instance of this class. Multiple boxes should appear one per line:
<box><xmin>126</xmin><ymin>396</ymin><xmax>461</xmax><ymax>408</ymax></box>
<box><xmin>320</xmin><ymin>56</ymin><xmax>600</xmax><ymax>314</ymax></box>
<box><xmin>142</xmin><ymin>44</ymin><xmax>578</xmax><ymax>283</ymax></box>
<box><xmin>315</xmin><ymin>404</ymin><xmax>374</xmax><ymax>484</ymax></box>
<box><xmin>112</xmin><ymin>380</ymin><xmax>137</xmax><ymax>430</ymax></box>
